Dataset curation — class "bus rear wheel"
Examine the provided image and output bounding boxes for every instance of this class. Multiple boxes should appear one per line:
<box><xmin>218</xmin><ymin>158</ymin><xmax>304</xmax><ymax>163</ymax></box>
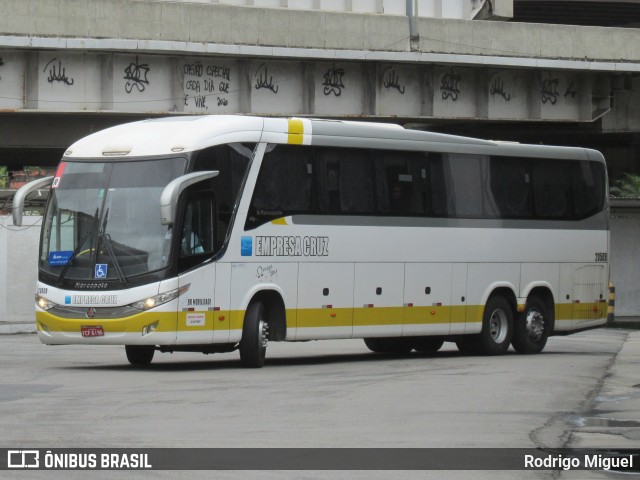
<box><xmin>475</xmin><ymin>295</ymin><xmax>513</xmax><ymax>355</ymax></box>
<box><xmin>125</xmin><ymin>345</ymin><xmax>155</xmax><ymax>366</ymax></box>
<box><xmin>240</xmin><ymin>301</ymin><xmax>269</xmax><ymax>368</ymax></box>
<box><xmin>512</xmin><ymin>296</ymin><xmax>551</xmax><ymax>354</ymax></box>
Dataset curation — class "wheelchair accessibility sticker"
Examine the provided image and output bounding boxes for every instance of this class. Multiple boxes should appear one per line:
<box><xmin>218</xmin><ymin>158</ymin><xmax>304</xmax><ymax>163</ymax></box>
<box><xmin>95</xmin><ymin>264</ymin><xmax>108</xmax><ymax>279</ymax></box>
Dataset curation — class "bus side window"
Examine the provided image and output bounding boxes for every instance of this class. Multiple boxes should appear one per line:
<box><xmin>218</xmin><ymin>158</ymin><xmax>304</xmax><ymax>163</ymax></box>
<box><xmin>192</xmin><ymin>143</ymin><xmax>253</xmax><ymax>247</ymax></box>
<box><xmin>532</xmin><ymin>160</ymin><xmax>573</xmax><ymax>219</ymax></box>
<box><xmin>489</xmin><ymin>156</ymin><xmax>533</xmax><ymax>218</ymax></box>
<box><xmin>372</xmin><ymin>150</ymin><xmax>429</xmax><ymax>216</ymax></box>
<box><xmin>573</xmin><ymin>160</ymin><xmax>605</xmax><ymax>219</ymax></box>
<box><xmin>429</xmin><ymin>153</ymin><xmax>451</xmax><ymax>217</ymax></box>
<box><xmin>180</xmin><ymin>194</ymin><xmax>215</xmax><ymax>258</ymax></box>
<box><xmin>316</xmin><ymin>147</ymin><xmax>374</xmax><ymax>215</ymax></box>
<box><xmin>246</xmin><ymin>144</ymin><xmax>314</xmax><ymax>229</ymax></box>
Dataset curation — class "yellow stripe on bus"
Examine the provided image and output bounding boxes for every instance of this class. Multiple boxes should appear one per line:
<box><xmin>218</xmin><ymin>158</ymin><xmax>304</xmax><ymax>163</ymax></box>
<box><xmin>37</xmin><ymin>301</ymin><xmax>605</xmax><ymax>335</ymax></box>
<box><xmin>287</xmin><ymin>118</ymin><xmax>305</xmax><ymax>144</ymax></box>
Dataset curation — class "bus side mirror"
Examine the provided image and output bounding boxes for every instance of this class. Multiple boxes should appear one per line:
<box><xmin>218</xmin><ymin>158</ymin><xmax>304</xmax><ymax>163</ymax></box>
<box><xmin>159</xmin><ymin>171</ymin><xmax>219</xmax><ymax>226</ymax></box>
<box><xmin>12</xmin><ymin>176</ymin><xmax>54</xmax><ymax>226</ymax></box>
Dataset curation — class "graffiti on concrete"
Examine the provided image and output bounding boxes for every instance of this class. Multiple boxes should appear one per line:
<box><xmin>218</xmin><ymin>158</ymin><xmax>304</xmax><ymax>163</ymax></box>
<box><xmin>124</xmin><ymin>56</ymin><xmax>150</xmax><ymax>93</ymax></box>
<box><xmin>382</xmin><ymin>67</ymin><xmax>405</xmax><ymax>94</ymax></box>
<box><xmin>564</xmin><ymin>81</ymin><xmax>578</xmax><ymax>99</ymax></box>
<box><xmin>183</xmin><ymin>60</ymin><xmax>232</xmax><ymax>110</ymax></box>
<box><xmin>322</xmin><ymin>64</ymin><xmax>345</xmax><ymax>96</ymax></box>
<box><xmin>254</xmin><ymin>63</ymin><xmax>279</xmax><ymax>94</ymax></box>
<box><xmin>490</xmin><ymin>76</ymin><xmax>511</xmax><ymax>101</ymax></box>
<box><xmin>44</xmin><ymin>58</ymin><xmax>74</xmax><ymax>86</ymax></box>
<box><xmin>541</xmin><ymin>76</ymin><xmax>560</xmax><ymax>105</ymax></box>
<box><xmin>440</xmin><ymin>69</ymin><xmax>461</xmax><ymax>101</ymax></box>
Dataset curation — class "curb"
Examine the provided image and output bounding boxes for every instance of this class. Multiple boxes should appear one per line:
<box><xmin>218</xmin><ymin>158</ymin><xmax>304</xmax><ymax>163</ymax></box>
<box><xmin>0</xmin><ymin>322</ymin><xmax>37</xmax><ymax>335</ymax></box>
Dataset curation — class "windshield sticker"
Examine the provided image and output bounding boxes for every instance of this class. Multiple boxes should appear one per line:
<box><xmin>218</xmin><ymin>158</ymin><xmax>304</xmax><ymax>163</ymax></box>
<box><xmin>51</xmin><ymin>162</ymin><xmax>67</xmax><ymax>189</ymax></box>
<box><xmin>95</xmin><ymin>264</ymin><xmax>108</xmax><ymax>279</ymax></box>
<box><xmin>48</xmin><ymin>250</ymin><xmax>73</xmax><ymax>266</ymax></box>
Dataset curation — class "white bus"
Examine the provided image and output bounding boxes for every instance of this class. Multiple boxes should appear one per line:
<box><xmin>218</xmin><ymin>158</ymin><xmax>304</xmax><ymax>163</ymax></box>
<box><xmin>13</xmin><ymin>115</ymin><xmax>609</xmax><ymax>367</ymax></box>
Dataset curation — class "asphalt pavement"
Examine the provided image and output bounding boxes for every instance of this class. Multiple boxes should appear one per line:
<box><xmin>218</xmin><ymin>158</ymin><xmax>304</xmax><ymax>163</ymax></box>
<box><xmin>2</xmin><ymin>316</ymin><xmax>639</xmax><ymax>470</ymax></box>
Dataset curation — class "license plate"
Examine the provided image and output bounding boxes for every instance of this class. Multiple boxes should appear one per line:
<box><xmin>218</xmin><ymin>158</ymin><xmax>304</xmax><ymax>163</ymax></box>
<box><xmin>81</xmin><ymin>326</ymin><xmax>104</xmax><ymax>337</ymax></box>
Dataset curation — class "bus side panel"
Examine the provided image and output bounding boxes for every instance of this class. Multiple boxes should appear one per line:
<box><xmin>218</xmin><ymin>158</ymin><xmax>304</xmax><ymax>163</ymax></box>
<box><xmin>450</xmin><ymin>263</ymin><xmax>468</xmax><ymax>335</ymax></box>
<box><xmin>295</xmin><ymin>262</ymin><xmax>354</xmax><ymax>340</ymax></box>
<box><xmin>572</xmin><ymin>263</ymin><xmax>608</xmax><ymax>329</ymax></box>
<box><xmin>557</xmin><ymin>264</ymin><xmax>575</xmax><ymax>331</ymax></box>
<box><xmin>556</xmin><ymin>263</ymin><xmax>608</xmax><ymax>332</ymax></box>
<box><xmin>176</xmin><ymin>264</ymin><xmax>215</xmax><ymax>345</ymax></box>
<box><xmin>353</xmin><ymin>263</ymin><xmax>404</xmax><ymax>338</ymax></box>
<box><xmin>519</xmin><ymin>263</ymin><xmax>560</xmax><ymax>304</ymax></box>
<box><xmin>214</xmin><ymin>262</ymin><xmax>232</xmax><ymax>343</ymax></box>
<box><xmin>402</xmin><ymin>263</ymin><xmax>452</xmax><ymax>336</ymax></box>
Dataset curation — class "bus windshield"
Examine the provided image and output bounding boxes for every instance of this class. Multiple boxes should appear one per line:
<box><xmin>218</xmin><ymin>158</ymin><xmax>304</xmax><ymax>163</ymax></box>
<box><xmin>40</xmin><ymin>157</ymin><xmax>187</xmax><ymax>284</ymax></box>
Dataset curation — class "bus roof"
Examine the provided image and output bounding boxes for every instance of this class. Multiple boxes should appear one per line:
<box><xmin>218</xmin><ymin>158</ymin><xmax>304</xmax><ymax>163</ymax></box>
<box><xmin>62</xmin><ymin>115</ymin><xmax>601</xmax><ymax>162</ymax></box>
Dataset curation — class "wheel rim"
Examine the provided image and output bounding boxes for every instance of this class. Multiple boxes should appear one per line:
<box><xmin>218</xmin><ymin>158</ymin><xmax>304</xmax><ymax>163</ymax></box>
<box><xmin>489</xmin><ymin>308</ymin><xmax>508</xmax><ymax>344</ymax></box>
<box><xmin>258</xmin><ymin>319</ymin><xmax>269</xmax><ymax>349</ymax></box>
<box><xmin>525</xmin><ymin>308</ymin><xmax>545</xmax><ymax>341</ymax></box>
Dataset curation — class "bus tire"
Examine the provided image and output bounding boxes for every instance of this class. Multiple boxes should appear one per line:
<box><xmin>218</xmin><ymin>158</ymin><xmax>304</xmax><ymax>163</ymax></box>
<box><xmin>240</xmin><ymin>301</ymin><xmax>268</xmax><ymax>368</ymax></box>
<box><xmin>363</xmin><ymin>338</ymin><xmax>412</xmax><ymax>355</ymax></box>
<box><xmin>455</xmin><ymin>336</ymin><xmax>479</xmax><ymax>355</ymax></box>
<box><xmin>475</xmin><ymin>295</ymin><xmax>513</xmax><ymax>355</ymax></box>
<box><xmin>412</xmin><ymin>337</ymin><xmax>445</xmax><ymax>353</ymax></box>
<box><xmin>364</xmin><ymin>338</ymin><xmax>386</xmax><ymax>353</ymax></box>
<box><xmin>512</xmin><ymin>296</ymin><xmax>551</xmax><ymax>354</ymax></box>
<box><xmin>125</xmin><ymin>345</ymin><xmax>155</xmax><ymax>366</ymax></box>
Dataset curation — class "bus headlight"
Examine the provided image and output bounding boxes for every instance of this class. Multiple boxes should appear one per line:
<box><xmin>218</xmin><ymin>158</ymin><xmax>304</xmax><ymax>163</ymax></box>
<box><xmin>36</xmin><ymin>294</ymin><xmax>56</xmax><ymax>311</ymax></box>
<box><xmin>129</xmin><ymin>284</ymin><xmax>190</xmax><ymax>311</ymax></box>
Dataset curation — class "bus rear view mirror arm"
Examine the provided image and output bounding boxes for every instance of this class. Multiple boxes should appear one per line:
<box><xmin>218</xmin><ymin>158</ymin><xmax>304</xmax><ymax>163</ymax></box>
<box><xmin>12</xmin><ymin>176</ymin><xmax>54</xmax><ymax>227</ymax></box>
<box><xmin>160</xmin><ymin>171</ymin><xmax>219</xmax><ymax>226</ymax></box>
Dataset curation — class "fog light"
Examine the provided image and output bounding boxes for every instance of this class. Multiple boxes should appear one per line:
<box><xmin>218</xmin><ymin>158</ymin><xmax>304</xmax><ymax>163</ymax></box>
<box><xmin>39</xmin><ymin>322</ymin><xmax>50</xmax><ymax>335</ymax></box>
<box><xmin>142</xmin><ymin>321</ymin><xmax>159</xmax><ymax>336</ymax></box>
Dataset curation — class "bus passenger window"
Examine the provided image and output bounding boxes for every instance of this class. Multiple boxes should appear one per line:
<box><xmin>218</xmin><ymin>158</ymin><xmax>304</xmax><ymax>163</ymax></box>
<box><xmin>573</xmin><ymin>161</ymin><xmax>605</xmax><ymax>219</ymax></box>
<box><xmin>246</xmin><ymin>144</ymin><xmax>313</xmax><ymax>229</ymax></box>
<box><xmin>489</xmin><ymin>157</ymin><xmax>532</xmax><ymax>218</ymax></box>
<box><xmin>533</xmin><ymin>160</ymin><xmax>572</xmax><ymax>219</ymax></box>
<box><xmin>372</xmin><ymin>150</ymin><xmax>429</xmax><ymax>216</ymax></box>
<box><xmin>317</xmin><ymin>147</ymin><xmax>373</xmax><ymax>215</ymax></box>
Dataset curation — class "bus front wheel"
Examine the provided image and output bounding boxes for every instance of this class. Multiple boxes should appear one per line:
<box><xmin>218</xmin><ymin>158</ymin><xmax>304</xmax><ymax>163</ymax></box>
<box><xmin>125</xmin><ymin>345</ymin><xmax>155</xmax><ymax>366</ymax></box>
<box><xmin>240</xmin><ymin>301</ymin><xmax>269</xmax><ymax>368</ymax></box>
<box><xmin>512</xmin><ymin>296</ymin><xmax>551</xmax><ymax>354</ymax></box>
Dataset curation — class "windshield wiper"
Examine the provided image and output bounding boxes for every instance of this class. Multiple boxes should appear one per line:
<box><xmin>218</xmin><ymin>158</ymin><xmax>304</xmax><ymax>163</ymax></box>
<box><xmin>55</xmin><ymin>208</ymin><xmax>100</xmax><ymax>286</ymax></box>
<box><xmin>98</xmin><ymin>233</ymin><xmax>128</xmax><ymax>286</ymax></box>
<box><xmin>56</xmin><ymin>230</ymin><xmax>92</xmax><ymax>286</ymax></box>
<box><xmin>96</xmin><ymin>207</ymin><xmax>128</xmax><ymax>285</ymax></box>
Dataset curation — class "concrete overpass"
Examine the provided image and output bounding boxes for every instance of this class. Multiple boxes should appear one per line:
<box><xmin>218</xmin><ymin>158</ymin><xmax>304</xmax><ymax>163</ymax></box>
<box><xmin>1</xmin><ymin>0</ymin><xmax>640</xmax><ymax>322</ymax></box>
<box><xmin>0</xmin><ymin>0</ymin><xmax>638</xmax><ymax>171</ymax></box>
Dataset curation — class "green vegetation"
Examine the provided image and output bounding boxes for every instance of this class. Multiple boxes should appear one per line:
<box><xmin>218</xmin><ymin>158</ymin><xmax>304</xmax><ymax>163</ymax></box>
<box><xmin>610</xmin><ymin>173</ymin><xmax>640</xmax><ymax>198</ymax></box>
